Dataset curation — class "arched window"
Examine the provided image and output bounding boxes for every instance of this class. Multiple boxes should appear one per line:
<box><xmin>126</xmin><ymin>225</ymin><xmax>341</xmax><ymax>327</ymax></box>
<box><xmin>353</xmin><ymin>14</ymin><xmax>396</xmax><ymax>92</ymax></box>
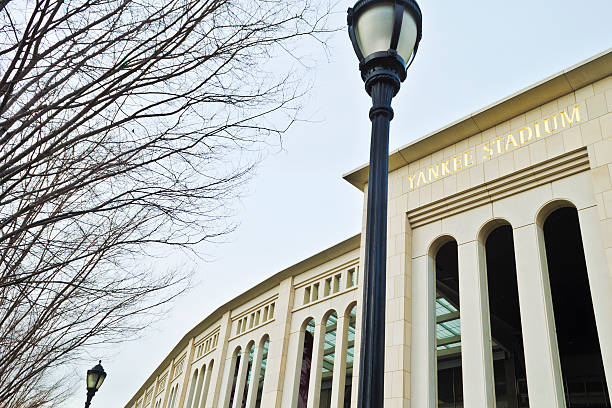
<box><xmin>434</xmin><ymin>238</ymin><xmax>463</xmax><ymax>406</ymax></box>
<box><xmin>168</xmin><ymin>385</ymin><xmax>179</xmax><ymax>408</ymax></box>
<box><xmin>227</xmin><ymin>348</ymin><xmax>242</xmax><ymax>407</ymax></box>
<box><xmin>343</xmin><ymin>304</ymin><xmax>357</xmax><ymax>407</ymax></box>
<box><xmin>542</xmin><ymin>206</ymin><xmax>609</xmax><ymax>406</ymax></box>
<box><xmin>298</xmin><ymin>319</ymin><xmax>315</xmax><ymax>408</ymax></box>
<box><xmin>254</xmin><ymin>336</ymin><xmax>270</xmax><ymax>408</ymax></box>
<box><xmin>186</xmin><ymin>369</ymin><xmax>199</xmax><ymax>408</ymax></box>
<box><xmin>483</xmin><ymin>223</ymin><xmax>529</xmax><ymax>406</ymax></box>
<box><xmin>200</xmin><ymin>360</ymin><xmax>213</xmax><ymax>408</ymax></box>
<box><xmin>239</xmin><ymin>342</ymin><xmax>255</xmax><ymax>407</ymax></box>
<box><xmin>192</xmin><ymin>365</ymin><xmax>205</xmax><ymax>408</ymax></box>
<box><xmin>319</xmin><ymin>311</ymin><xmax>338</xmax><ymax>407</ymax></box>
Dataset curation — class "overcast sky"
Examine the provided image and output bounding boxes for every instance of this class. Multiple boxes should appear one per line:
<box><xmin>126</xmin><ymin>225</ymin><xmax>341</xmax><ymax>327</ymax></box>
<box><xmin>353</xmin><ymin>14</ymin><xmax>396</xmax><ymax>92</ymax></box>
<box><xmin>65</xmin><ymin>1</ymin><xmax>612</xmax><ymax>406</ymax></box>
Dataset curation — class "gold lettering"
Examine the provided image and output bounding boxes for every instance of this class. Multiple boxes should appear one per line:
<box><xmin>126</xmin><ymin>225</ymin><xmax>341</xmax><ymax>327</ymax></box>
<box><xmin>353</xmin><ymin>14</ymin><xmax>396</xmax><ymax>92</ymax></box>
<box><xmin>560</xmin><ymin>105</ymin><xmax>582</xmax><ymax>127</ymax></box>
<box><xmin>452</xmin><ymin>154</ymin><xmax>463</xmax><ymax>171</ymax></box>
<box><xmin>519</xmin><ymin>127</ymin><xmax>533</xmax><ymax>144</ymax></box>
<box><xmin>441</xmin><ymin>160</ymin><xmax>451</xmax><ymax>176</ymax></box>
<box><xmin>407</xmin><ymin>174</ymin><xmax>416</xmax><ymax>190</ymax></box>
<box><xmin>428</xmin><ymin>165</ymin><xmax>439</xmax><ymax>182</ymax></box>
<box><xmin>483</xmin><ymin>142</ymin><xmax>493</xmax><ymax>159</ymax></box>
<box><xmin>417</xmin><ymin>171</ymin><xmax>427</xmax><ymax>187</ymax></box>
<box><xmin>505</xmin><ymin>133</ymin><xmax>519</xmax><ymax>151</ymax></box>
<box><xmin>494</xmin><ymin>136</ymin><xmax>506</xmax><ymax>154</ymax></box>
<box><xmin>464</xmin><ymin>150</ymin><xmax>474</xmax><ymax>167</ymax></box>
<box><xmin>534</xmin><ymin>122</ymin><xmax>542</xmax><ymax>138</ymax></box>
<box><xmin>544</xmin><ymin>114</ymin><xmax>558</xmax><ymax>134</ymax></box>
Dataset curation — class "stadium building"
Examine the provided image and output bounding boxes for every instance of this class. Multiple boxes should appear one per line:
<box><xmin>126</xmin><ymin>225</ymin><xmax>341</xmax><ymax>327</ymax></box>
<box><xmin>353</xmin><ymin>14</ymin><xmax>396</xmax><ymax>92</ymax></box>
<box><xmin>125</xmin><ymin>49</ymin><xmax>612</xmax><ymax>408</ymax></box>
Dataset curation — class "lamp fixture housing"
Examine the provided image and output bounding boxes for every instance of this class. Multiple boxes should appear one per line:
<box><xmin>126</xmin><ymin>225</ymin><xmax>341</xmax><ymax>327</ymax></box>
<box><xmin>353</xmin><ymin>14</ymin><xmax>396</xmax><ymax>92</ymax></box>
<box><xmin>347</xmin><ymin>0</ymin><xmax>422</xmax><ymax>83</ymax></box>
<box><xmin>86</xmin><ymin>360</ymin><xmax>107</xmax><ymax>392</ymax></box>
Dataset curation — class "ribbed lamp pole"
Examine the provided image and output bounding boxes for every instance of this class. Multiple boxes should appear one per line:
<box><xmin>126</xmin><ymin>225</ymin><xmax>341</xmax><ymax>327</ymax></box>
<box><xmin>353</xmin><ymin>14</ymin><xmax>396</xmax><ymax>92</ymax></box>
<box><xmin>346</xmin><ymin>1</ymin><xmax>422</xmax><ymax>406</ymax></box>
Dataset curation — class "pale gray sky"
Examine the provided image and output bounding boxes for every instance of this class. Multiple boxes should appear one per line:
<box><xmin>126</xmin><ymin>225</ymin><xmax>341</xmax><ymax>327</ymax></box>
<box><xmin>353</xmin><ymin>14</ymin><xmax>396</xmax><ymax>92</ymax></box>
<box><xmin>66</xmin><ymin>1</ymin><xmax>612</xmax><ymax>407</ymax></box>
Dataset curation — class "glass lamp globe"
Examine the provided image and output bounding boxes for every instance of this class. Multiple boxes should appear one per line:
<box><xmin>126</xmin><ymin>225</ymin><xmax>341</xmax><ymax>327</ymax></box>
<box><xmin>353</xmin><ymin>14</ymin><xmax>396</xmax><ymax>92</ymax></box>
<box><xmin>348</xmin><ymin>0</ymin><xmax>422</xmax><ymax>79</ymax></box>
<box><xmin>86</xmin><ymin>361</ymin><xmax>107</xmax><ymax>391</ymax></box>
<box><xmin>355</xmin><ymin>2</ymin><xmax>418</xmax><ymax>64</ymax></box>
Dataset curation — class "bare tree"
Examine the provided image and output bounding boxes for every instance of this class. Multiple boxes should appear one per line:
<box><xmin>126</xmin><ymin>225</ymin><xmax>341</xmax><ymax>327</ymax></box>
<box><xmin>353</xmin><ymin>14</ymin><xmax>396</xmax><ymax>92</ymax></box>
<box><xmin>0</xmin><ymin>0</ymin><xmax>331</xmax><ymax>405</ymax></box>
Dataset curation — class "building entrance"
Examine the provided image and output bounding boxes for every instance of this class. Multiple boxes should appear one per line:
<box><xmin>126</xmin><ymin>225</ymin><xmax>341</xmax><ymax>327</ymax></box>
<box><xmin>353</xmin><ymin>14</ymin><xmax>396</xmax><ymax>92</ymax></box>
<box><xmin>435</xmin><ymin>240</ymin><xmax>463</xmax><ymax>407</ymax></box>
<box><xmin>543</xmin><ymin>207</ymin><xmax>610</xmax><ymax>408</ymax></box>
<box><xmin>485</xmin><ymin>225</ymin><xmax>529</xmax><ymax>407</ymax></box>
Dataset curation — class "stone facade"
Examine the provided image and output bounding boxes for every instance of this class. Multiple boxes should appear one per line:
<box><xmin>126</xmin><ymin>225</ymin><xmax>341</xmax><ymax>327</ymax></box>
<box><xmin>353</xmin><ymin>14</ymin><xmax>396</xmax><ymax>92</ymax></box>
<box><xmin>126</xmin><ymin>49</ymin><xmax>612</xmax><ymax>408</ymax></box>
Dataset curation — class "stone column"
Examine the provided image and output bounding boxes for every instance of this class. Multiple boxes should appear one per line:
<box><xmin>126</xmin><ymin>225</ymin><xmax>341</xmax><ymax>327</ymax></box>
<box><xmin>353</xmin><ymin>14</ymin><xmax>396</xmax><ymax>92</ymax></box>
<box><xmin>410</xmin><ymin>254</ymin><xmax>436</xmax><ymax>408</ymax></box>
<box><xmin>330</xmin><ymin>314</ymin><xmax>347</xmax><ymax>407</ymax></box>
<box><xmin>350</xmin><ymin>187</ymin><xmax>368</xmax><ymax>408</ymax></box>
<box><xmin>457</xmin><ymin>240</ymin><xmax>495</xmax><ymax>407</ymax></box>
<box><xmin>209</xmin><ymin>311</ymin><xmax>234</xmax><ymax>408</ymax></box>
<box><xmin>160</xmin><ymin>360</ymin><xmax>174</xmax><ymax>408</ymax></box>
<box><xmin>219</xmin><ymin>350</ymin><xmax>240</xmax><ymax>408</ymax></box>
<box><xmin>578</xmin><ymin>206</ymin><xmax>612</xmax><ymax>399</ymax></box>
<box><xmin>283</xmin><ymin>327</ymin><xmax>306</xmax><ymax>408</ymax></box>
<box><xmin>261</xmin><ymin>278</ymin><xmax>295</xmax><ymax>408</ymax></box>
<box><xmin>512</xmin><ymin>223</ymin><xmax>565</xmax><ymax>407</ymax></box>
<box><xmin>177</xmin><ymin>338</ymin><xmax>195</xmax><ymax>408</ymax></box>
<box><xmin>306</xmin><ymin>320</ymin><xmax>324</xmax><ymax>408</ymax></box>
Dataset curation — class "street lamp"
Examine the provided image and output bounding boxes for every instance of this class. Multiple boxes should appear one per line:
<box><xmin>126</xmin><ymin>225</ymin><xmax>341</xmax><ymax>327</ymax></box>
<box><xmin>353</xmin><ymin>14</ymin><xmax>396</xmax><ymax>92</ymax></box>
<box><xmin>346</xmin><ymin>0</ymin><xmax>422</xmax><ymax>406</ymax></box>
<box><xmin>85</xmin><ymin>360</ymin><xmax>107</xmax><ymax>408</ymax></box>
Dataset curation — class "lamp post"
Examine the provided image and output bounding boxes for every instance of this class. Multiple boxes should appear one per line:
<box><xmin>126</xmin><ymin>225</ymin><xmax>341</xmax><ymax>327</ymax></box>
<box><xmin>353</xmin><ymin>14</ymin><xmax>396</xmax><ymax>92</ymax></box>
<box><xmin>346</xmin><ymin>1</ymin><xmax>422</xmax><ymax>406</ymax></box>
<box><xmin>84</xmin><ymin>360</ymin><xmax>107</xmax><ymax>408</ymax></box>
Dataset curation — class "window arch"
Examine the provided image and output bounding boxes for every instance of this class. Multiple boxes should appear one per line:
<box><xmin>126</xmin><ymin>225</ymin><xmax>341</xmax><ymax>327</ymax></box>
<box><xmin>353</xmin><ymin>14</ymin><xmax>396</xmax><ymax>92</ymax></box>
<box><xmin>429</xmin><ymin>235</ymin><xmax>463</xmax><ymax>406</ymax></box>
<box><xmin>227</xmin><ymin>347</ymin><xmax>242</xmax><ymax>408</ymax></box>
<box><xmin>239</xmin><ymin>341</ymin><xmax>256</xmax><ymax>407</ymax></box>
<box><xmin>479</xmin><ymin>218</ymin><xmax>529</xmax><ymax>406</ymax></box>
<box><xmin>253</xmin><ymin>335</ymin><xmax>270</xmax><ymax>408</ymax></box>
<box><xmin>192</xmin><ymin>365</ymin><xmax>206</xmax><ymax>408</ymax></box>
<box><xmin>343</xmin><ymin>303</ymin><xmax>357</xmax><ymax>407</ymax></box>
<box><xmin>167</xmin><ymin>384</ymin><xmax>179</xmax><ymax>408</ymax></box>
<box><xmin>318</xmin><ymin>310</ymin><xmax>338</xmax><ymax>407</ymax></box>
<box><xmin>296</xmin><ymin>318</ymin><xmax>315</xmax><ymax>408</ymax></box>
<box><xmin>199</xmin><ymin>360</ymin><xmax>213</xmax><ymax>408</ymax></box>
<box><xmin>186</xmin><ymin>369</ymin><xmax>199</xmax><ymax>408</ymax></box>
<box><xmin>539</xmin><ymin>204</ymin><xmax>609</xmax><ymax>406</ymax></box>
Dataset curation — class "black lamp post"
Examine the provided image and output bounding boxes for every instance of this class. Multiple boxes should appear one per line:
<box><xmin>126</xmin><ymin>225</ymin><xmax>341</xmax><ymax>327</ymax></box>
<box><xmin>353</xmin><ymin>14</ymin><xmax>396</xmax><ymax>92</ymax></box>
<box><xmin>346</xmin><ymin>1</ymin><xmax>422</xmax><ymax>406</ymax></box>
<box><xmin>84</xmin><ymin>360</ymin><xmax>107</xmax><ymax>408</ymax></box>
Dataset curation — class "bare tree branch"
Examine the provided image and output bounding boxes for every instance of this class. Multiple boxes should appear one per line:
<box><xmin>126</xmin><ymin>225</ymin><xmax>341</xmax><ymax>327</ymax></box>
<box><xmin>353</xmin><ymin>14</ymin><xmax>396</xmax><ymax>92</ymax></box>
<box><xmin>0</xmin><ymin>0</ymin><xmax>334</xmax><ymax>405</ymax></box>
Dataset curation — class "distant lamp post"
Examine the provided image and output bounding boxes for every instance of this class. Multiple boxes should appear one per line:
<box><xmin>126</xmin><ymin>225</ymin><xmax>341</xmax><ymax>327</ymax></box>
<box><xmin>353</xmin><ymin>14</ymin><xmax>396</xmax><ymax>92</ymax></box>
<box><xmin>85</xmin><ymin>360</ymin><xmax>107</xmax><ymax>408</ymax></box>
<box><xmin>346</xmin><ymin>0</ymin><xmax>422</xmax><ymax>407</ymax></box>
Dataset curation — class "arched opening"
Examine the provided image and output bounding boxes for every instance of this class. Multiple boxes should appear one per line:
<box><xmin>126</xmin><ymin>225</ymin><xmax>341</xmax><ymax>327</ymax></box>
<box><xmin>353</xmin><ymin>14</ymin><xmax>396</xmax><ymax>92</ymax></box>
<box><xmin>483</xmin><ymin>223</ymin><xmax>529</xmax><ymax>407</ymax></box>
<box><xmin>319</xmin><ymin>311</ymin><xmax>338</xmax><ymax>407</ymax></box>
<box><xmin>192</xmin><ymin>365</ymin><xmax>205</xmax><ymax>408</ymax></box>
<box><xmin>434</xmin><ymin>238</ymin><xmax>463</xmax><ymax>407</ymax></box>
<box><xmin>186</xmin><ymin>369</ymin><xmax>199</xmax><ymax>408</ymax></box>
<box><xmin>343</xmin><ymin>304</ymin><xmax>357</xmax><ymax>408</ymax></box>
<box><xmin>254</xmin><ymin>336</ymin><xmax>270</xmax><ymax>408</ymax></box>
<box><xmin>298</xmin><ymin>319</ymin><xmax>315</xmax><ymax>408</ymax></box>
<box><xmin>542</xmin><ymin>206</ymin><xmax>610</xmax><ymax>407</ymax></box>
<box><xmin>227</xmin><ymin>347</ymin><xmax>242</xmax><ymax>407</ymax></box>
<box><xmin>200</xmin><ymin>360</ymin><xmax>213</xmax><ymax>408</ymax></box>
<box><xmin>240</xmin><ymin>342</ymin><xmax>255</xmax><ymax>407</ymax></box>
<box><xmin>168</xmin><ymin>384</ymin><xmax>179</xmax><ymax>408</ymax></box>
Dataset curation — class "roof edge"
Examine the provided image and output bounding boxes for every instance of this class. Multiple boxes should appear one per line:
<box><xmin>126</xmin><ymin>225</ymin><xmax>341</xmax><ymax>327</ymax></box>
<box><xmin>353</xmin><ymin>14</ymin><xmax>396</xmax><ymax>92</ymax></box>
<box><xmin>343</xmin><ymin>47</ymin><xmax>612</xmax><ymax>190</ymax></box>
